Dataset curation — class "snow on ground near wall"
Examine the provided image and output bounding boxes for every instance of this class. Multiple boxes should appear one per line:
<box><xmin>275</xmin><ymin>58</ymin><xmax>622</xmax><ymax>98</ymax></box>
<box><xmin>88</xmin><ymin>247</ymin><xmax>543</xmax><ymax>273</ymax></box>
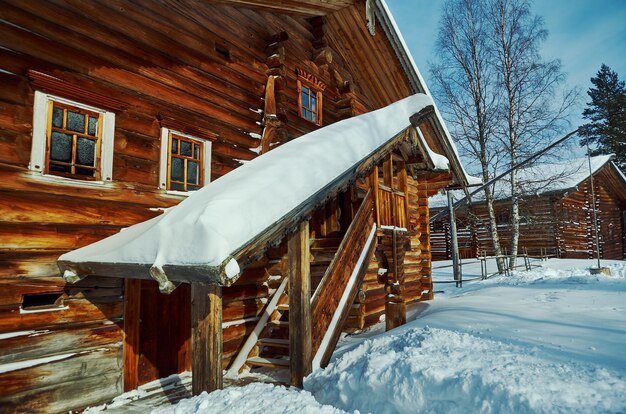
<box><xmin>148</xmin><ymin>259</ymin><xmax>626</xmax><ymax>414</ymax></box>
<box><xmin>151</xmin><ymin>383</ymin><xmax>351</xmax><ymax>414</ymax></box>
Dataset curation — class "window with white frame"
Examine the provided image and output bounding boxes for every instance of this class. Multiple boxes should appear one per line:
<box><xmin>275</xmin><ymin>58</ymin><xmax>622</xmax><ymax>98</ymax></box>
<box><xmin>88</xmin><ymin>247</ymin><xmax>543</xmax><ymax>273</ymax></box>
<box><xmin>159</xmin><ymin>128</ymin><xmax>211</xmax><ymax>192</ymax></box>
<box><xmin>30</xmin><ymin>91</ymin><xmax>115</xmax><ymax>181</ymax></box>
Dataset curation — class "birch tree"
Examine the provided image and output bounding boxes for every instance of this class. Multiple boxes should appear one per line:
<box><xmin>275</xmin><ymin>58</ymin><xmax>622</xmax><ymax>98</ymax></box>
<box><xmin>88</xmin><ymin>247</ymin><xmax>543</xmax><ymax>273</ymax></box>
<box><xmin>431</xmin><ymin>0</ymin><xmax>577</xmax><ymax>270</ymax></box>
<box><xmin>488</xmin><ymin>0</ymin><xmax>578</xmax><ymax>268</ymax></box>
<box><xmin>430</xmin><ymin>0</ymin><xmax>506</xmax><ymax>272</ymax></box>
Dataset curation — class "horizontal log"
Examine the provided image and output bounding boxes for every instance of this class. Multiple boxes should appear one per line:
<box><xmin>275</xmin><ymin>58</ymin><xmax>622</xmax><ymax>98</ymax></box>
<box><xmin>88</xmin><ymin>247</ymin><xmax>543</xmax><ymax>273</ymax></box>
<box><xmin>0</xmin><ymin>164</ymin><xmax>175</xmax><ymax>208</ymax></box>
<box><xmin>0</xmin><ymin>189</ymin><xmax>160</xmax><ymax>227</ymax></box>
<box><xmin>0</xmin><ymin>276</ymin><xmax>122</xmax><ymax>308</ymax></box>
<box><xmin>0</xmin><ymin>223</ymin><xmax>120</xmax><ymax>250</ymax></box>
<box><xmin>0</xmin><ymin>323</ymin><xmax>122</xmax><ymax>365</ymax></box>
<box><xmin>0</xmin><ymin>298</ymin><xmax>124</xmax><ymax>333</ymax></box>
<box><xmin>0</xmin><ymin>354</ymin><xmax>121</xmax><ymax>413</ymax></box>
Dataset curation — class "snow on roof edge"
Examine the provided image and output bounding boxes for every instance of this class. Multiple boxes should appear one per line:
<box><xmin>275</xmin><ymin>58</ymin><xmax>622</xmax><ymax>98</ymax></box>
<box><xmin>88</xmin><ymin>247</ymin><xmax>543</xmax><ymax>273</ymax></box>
<box><xmin>415</xmin><ymin>127</ymin><xmax>449</xmax><ymax>171</ymax></box>
<box><xmin>377</xmin><ymin>1</ymin><xmax>481</xmax><ymax>188</ymax></box>
<box><xmin>59</xmin><ymin>94</ymin><xmax>436</xmax><ymax>286</ymax></box>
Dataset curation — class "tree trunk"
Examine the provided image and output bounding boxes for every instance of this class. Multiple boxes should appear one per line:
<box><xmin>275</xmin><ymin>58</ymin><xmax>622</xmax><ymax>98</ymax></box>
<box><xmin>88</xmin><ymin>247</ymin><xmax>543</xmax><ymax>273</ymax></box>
<box><xmin>484</xmin><ymin>185</ymin><xmax>505</xmax><ymax>273</ymax></box>
<box><xmin>509</xmin><ymin>165</ymin><xmax>520</xmax><ymax>269</ymax></box>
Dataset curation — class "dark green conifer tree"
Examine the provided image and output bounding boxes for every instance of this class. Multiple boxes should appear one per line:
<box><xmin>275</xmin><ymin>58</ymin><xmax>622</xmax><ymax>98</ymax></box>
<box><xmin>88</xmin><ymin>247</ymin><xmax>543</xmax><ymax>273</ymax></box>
<box><xmin>579</xmin><ymin>64</ymin><xmax>626</xmax><ymax>170</ymax></box>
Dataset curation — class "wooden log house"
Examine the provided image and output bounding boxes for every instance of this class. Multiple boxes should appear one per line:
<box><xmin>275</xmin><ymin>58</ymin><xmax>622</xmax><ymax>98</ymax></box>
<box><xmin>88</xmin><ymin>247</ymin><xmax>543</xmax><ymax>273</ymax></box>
<box><xmin>430</xmin><ymin>155</ymin><xmax>626</xmax><ymax>261</ymax></box>
<box><xmin>0</xmin><ymin>1</ymin><xmax>476</xmax><ymax>412</ymax></box>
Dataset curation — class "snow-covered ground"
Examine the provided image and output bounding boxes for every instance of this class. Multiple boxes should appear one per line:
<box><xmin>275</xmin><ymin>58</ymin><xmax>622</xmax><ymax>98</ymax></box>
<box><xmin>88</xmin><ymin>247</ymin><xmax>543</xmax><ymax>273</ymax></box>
<box><xmin>115</xmin><ymin>259</ymin><xmax>626</xmax><ymax>413</ymax></box>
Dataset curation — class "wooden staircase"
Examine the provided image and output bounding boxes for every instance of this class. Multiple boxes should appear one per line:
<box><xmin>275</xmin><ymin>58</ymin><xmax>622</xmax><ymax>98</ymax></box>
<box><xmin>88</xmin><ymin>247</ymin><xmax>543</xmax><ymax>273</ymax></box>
<box><xmin>227</xmin><ymin>237</ymin><xmax>343</xmax><ymax>377</ymax></box>
<box><xmin>226</xmin><ymin>190</ymin><xmax>376</xmax><ymax>381</ymax></box>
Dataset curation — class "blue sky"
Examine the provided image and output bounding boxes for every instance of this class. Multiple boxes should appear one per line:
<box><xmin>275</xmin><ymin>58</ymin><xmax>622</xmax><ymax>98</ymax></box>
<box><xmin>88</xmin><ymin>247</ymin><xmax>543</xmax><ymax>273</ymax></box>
<box><xmin>386</xmin><ymin>0</ymin><xmax>626</xmax><ymax>124</ymax></box>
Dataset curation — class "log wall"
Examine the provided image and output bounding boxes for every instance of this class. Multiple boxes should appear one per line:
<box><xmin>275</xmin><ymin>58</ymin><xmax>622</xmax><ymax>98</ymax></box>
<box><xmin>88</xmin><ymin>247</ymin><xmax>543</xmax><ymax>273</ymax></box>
<box><xmin>0</xmin><ymin>1</ymin><xmax>427</xmax><ymax>411</ymax></box>
<box><xmin>429</xmin><ymin>166</ymin><xmax>626</xmax><ymax>261</ymax></box>
<box><xmin>346</xmin><ymin>172</ymin><xmax>450</xmax><ymax>331</ymax></box>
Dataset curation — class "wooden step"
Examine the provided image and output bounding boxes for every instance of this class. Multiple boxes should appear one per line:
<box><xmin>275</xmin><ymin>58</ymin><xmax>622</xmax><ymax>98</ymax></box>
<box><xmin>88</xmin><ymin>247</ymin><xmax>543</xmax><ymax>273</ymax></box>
<box><xmin>268</xmin><ymin>320</ymin><xmax>288</xmax><ymax>328</ymax></box>
<box><xmin>246</xmin><ymin>356</ymin><xmax>289</xmax><ymax>368</ymax></box>
<box><xmin>276</xmin><ymin>303</ymin><xmax>289</xmax><ymax>311</ymax></box>
<box><xmin>258</xmin><ymin>338</ymin><xmax>289</xmax><ymax>348</ymax></box>
<box><xmin>309</xmin><ymin>237</ymin><xmax>343</xmax><ymax>249</ymax></box>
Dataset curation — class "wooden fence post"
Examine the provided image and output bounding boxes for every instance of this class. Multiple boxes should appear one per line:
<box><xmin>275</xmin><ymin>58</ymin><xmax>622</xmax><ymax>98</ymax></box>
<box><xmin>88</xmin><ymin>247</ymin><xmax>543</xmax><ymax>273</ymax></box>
<box><xmin>191</xmin><ymin>282</ymin><xmax>223</xmax><ymax>395</ymax></box>
<box><xmin>288</xmin><ymin>221</ymin><xmax>312</xmax><ymax>387</ymax></box>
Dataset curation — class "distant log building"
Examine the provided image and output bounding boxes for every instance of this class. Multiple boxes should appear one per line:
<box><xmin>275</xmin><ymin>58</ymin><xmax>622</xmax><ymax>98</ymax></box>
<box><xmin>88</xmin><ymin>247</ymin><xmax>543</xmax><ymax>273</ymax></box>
<box><xmin>0</xmin><ymin>1</ymin><xmax>475</xmax><ymax>412</ymax></box>
<box><xmin>430</xmin><ymin>155</ymin><xmax>626</xmax><ymax>261</ymax></box>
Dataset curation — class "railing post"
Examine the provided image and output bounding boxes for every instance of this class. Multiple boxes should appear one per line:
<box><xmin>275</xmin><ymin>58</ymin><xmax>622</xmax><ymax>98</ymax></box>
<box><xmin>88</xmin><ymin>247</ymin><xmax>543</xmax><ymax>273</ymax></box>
<box><xmin>191</xmin><ymin>282</ymin><xmax>222</xmax><ymax>395</ymax></box>
<box><xmin>288</xmin><ymin>221</ymin><xmax>311</xmax><ymax>387</ymax></box>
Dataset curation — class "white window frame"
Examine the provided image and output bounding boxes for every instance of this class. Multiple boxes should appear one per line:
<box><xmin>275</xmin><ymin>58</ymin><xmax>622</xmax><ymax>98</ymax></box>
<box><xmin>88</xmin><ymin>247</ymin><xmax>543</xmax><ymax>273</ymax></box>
<box><xmin>159</xmin><ymin>127</ymin><xmax>211</xmax><ymax>193</ymax></box>
<box><xmin>30</xmin><ymin>91</ymin><xmax>115</xmax><ymax>183</ymax></box>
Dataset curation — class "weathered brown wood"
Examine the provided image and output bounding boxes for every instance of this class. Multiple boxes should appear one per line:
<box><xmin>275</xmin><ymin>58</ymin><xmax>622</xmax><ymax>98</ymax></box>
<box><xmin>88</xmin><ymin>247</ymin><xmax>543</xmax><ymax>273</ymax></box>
<box><xmin>311</xmin><ymin>190</ymin><xmax>374</xmax><ymax>355</ymax></box>
<box><xmin>191</xmin><ymin>282</ymin><xmax>223</xmax><ymax>395</ymax></box>
<box><xmin>212</xmin><ymin>0</ymin><xmax>356</xmax><ymax>16</ymax></box>
<box><xmin>123</xmin><ymin>279</ymin><xmax>141</xmax><ymax>391</ymax></box>
<box><xmin>0</xmin><ymin>298</ymin><xmax>124</xmax><ymax>333</ymax></box>
<box><xmin>0</xmin><ymin>1</ymin><xmax>458</xmax><ymax>409</ymax></box>
<box><xmin>385</xmin><ymin>295</ymin><xmax>406</xmax><ymax>331</ymax></box>
<box><xmin>288</xmin><ymin>221</ymin><xmax>312</xmax><ymax>387</ymax></box>
<box><xmin>430</xmin><ymin>163</ymin><xmax>625</xmax><ymax>260</ymax></box>
<box><xmin>318</xmin><ymin>221</ymin><xmax>376</xmax><ymax>367</ymax></box>
<box><xmin>0</xmin><ymin>323</ymin><xmax>122</xmax><ymax>364</ymax></box>
<box><xmin>0</xmin><ymin>348</ymin><xmax>122</xmax><ymax>413</ymax></box>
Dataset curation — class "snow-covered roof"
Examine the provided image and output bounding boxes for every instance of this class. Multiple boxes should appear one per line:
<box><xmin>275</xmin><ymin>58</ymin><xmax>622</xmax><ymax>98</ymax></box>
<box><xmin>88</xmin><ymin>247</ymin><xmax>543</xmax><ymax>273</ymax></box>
<box><xmin>429</xmin><ymin>155</ymin><xmax>617</xmax><ymax>209</ymax></box>
<box><xmin>60</xmin><ymin>94</ymin><xmax>439</xmax><ymax>288</ymax></box>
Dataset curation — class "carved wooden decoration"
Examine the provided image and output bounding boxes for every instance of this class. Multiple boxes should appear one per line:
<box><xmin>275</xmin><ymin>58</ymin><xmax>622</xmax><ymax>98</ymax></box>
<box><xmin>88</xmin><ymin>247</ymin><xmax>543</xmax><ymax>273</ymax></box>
<box><xmin>296</xmin><ymin>68</ymin><xmax>327</xmax><ymax>91</ymax></box>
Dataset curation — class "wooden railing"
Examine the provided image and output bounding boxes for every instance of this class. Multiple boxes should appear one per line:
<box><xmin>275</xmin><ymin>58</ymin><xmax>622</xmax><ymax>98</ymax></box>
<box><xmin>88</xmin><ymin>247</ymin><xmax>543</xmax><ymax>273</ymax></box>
<box><xmin>310</xmin><ymin>189</ymin><xmax>377</xmax><ymax>368</ymax></box>
<box><xmin>377</xmin><ymin>186</ymin><xmax>407</xmax><ymax>228</ymax></box>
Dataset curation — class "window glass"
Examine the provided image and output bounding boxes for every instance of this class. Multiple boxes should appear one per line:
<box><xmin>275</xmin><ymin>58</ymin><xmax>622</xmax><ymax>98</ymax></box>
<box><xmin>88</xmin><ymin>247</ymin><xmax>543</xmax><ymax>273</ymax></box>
<box><xmin>298</xmin><ymin>80</ymin><xmax>322</xmax><ymax>126</ymax></box>
<box><xmin>66</xmin><ymin>110</ymin><xmax>85</xmax><ymax>133</ymax></box>
<box><xmin>31</xmin><ymin>92</ymin><xmax>114</xmax><ymax>182</ymax></box>
<box><xmin>45</xmin><ymin>102</ymin><xmax>102</xmax><ymax>180</ymax></box>
<box><xmin>76</xmin><ymin>137</ymin><xmax>96</xmax><ymax>166</ymax></box>
<box><xmin>88</xmin><ymin>116</ymin><xmax>98</xmax><ymax>136</ymax></box>
<box><xmin>50</xmin><ymin>132</ymin><xmax>72</xmax><ymax>162</ymax></box>
<box><xmin>167</xmin><ymin>132</ymin><xmax>204</xmax><ymax>191</ymax></box>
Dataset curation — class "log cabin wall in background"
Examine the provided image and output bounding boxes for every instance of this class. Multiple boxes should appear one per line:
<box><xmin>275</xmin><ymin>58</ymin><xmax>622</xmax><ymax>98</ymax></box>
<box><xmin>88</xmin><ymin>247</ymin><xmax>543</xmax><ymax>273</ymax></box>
<box><xmin>0</xmin><ymin>0</ymin><xmax>442</xmax><ymax>411</ymax></box>
<box><xmin>428</xmin><ymin>161</ymin><xmax>626</xmax><ymax>261</ymax></box>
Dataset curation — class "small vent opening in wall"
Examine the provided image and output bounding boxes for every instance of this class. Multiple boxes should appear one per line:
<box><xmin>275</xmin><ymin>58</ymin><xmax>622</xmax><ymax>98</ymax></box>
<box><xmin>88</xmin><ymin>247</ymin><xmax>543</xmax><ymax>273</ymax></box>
<box><xmin>22</xmin><ymin>292</ymin><xmax>64</xmax><ymax>310</ymax></box>
<box><xmin>215</xmin><ymin>44</ymin><xmax>230</xmax><ymax>59</ymax></box>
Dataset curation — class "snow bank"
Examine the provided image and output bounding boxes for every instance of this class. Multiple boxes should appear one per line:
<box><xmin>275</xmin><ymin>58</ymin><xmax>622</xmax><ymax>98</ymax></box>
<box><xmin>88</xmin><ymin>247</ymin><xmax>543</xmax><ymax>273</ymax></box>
<box><xmin>305</xmin><ymin>326</ymin><xmax>626</xmax><ymax>414</ymax></box>
<box><xmin>60</xmin><ymin>94</ymin><xmax>437</xmax><ymax>282</ymax></box>
<box><xmin>151</xmin><ymin>383</ymin><xmax>353</xmax><ymax>414</ymax></box>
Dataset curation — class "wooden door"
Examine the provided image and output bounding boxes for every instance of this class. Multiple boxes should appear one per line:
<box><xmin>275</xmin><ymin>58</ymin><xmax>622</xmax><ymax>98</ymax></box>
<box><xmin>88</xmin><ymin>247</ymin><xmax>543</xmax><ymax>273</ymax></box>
<box><xmin>124</xmin><ymin>279</ymin><xmax>191</xmax><ymax>390</ymax></box>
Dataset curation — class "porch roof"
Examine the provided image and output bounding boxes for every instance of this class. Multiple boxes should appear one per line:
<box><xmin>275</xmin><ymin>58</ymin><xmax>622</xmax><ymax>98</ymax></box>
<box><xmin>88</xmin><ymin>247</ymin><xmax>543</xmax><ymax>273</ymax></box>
<box><xmin>58</xmin><ymin>94</ymin><xmax>444</xmax><ymax>289</ymax></box>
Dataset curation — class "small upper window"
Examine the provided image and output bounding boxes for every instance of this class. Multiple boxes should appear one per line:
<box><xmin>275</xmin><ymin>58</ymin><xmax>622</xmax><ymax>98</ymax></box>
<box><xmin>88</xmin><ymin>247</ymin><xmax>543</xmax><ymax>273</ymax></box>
<box><xmin>299</xmin><ymin>84</ymin><xmax>321</xmax><ymax>124</ymax></box>
<box><xmin>30</xmin><ymin>91</ymin><xmax>115</xmax><ymax>181</ymax></box>
<box><xmin>296</xmin><ymin>69</ymin><xmax>325</xmax><ymax>126</ymax></box>
<box><xmin>159</xmin><ymin>128</ymin><xmax>211</xmax><ymax>192</ymax></box>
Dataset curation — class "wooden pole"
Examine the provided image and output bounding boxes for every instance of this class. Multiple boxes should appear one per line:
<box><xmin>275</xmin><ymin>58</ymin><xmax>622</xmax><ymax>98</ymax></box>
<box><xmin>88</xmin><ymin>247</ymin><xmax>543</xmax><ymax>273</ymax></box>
<box><xmin>191</xmin><ymin>282</ymin><xmax>222</xmax><ymax>395</ymax></box>
<box><xmin>586</xmin><ymin>143</ymin><xmax>602</xmax><ymax>268</ymax></box>
<box><xmin>447</xmin><ymin>190</ymin><xmax>462</xmax><ymax>287</ymax></box>
<box><xmin>288</xmin><ymin>221</ymin><xmax>312</xmax><ymax>387</ymax></box>
<box><xmin>123</xmin><ymin>279</ymin><xmax>141</xmax><ymax>391</ymax></box>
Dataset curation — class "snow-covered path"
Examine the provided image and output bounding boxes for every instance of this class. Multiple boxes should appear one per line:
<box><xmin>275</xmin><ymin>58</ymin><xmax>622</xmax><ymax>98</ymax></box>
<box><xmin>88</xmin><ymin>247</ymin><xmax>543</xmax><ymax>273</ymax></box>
<box><xmin>93</xmin><ymin>259</ymin><xmax>626</xmax><ymax>414</ymax></box>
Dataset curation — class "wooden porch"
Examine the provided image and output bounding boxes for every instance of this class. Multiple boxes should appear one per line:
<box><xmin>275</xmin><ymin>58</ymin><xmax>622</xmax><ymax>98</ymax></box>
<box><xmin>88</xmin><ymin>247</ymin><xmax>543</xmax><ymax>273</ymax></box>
<box><xmin>57</xmin><ymin>99</ymin><xmax>458</xmax><ymax>400</ymax></box>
